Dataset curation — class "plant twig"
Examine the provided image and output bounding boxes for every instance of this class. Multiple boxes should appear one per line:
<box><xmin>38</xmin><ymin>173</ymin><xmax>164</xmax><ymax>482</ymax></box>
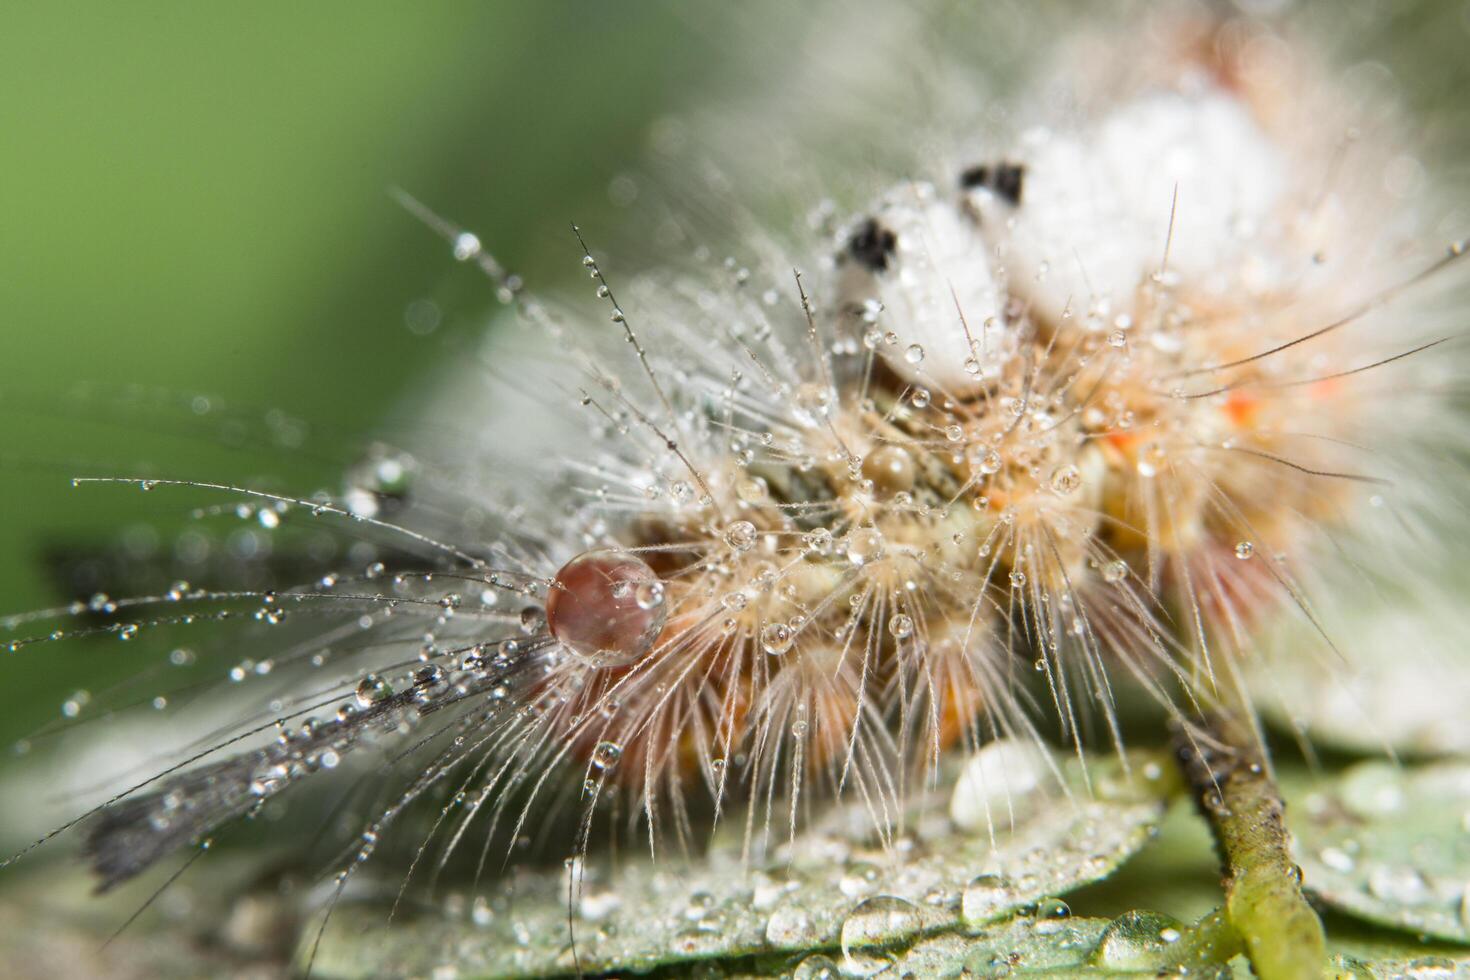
<box><xmin>1172</xmin><ymin>711</ymin><xmax>1327</xmax><ymax>980</ymax></box>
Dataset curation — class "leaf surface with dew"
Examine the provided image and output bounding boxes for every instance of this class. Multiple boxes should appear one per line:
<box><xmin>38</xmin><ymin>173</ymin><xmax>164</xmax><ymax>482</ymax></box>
<box><xmin>1289</xmin><ymin>760</ymin><xmax>1470</xmax><ymax>944</ymax></box>
<box><xmin>304</xmin><ymin>753</ymin><xmax>1168</xmax><ymax>978</ymax></box>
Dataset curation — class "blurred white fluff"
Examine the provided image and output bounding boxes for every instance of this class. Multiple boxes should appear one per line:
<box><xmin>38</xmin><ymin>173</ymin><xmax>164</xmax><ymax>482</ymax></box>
<box><xmin>841</xmin><ymin>181</ymin><xmax>1006</xmax><ymax>395</ymax></box>
<box><xmin>970</xmin><ymin>88</ymin><xmax>1287</xmax><ymax>325</ymax></box>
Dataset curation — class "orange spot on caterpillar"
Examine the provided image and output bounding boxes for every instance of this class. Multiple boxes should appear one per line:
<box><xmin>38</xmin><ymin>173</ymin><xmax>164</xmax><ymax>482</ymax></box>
<box><xmin>1308</xmin><ymin>376</ymin><xmax>1342</xmax><ymax>400</ymax></box>
<box><xmin>1223</xmin><ymin>389</ymin><xmax>1259</xmax><ymax>429</ymax></box>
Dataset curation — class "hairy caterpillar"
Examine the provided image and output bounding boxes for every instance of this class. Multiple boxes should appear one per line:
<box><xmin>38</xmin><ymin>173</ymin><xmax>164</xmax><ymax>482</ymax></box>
<box><xmin>4</xmin><ymin>3</ymin><xmax>1470</xmax><ymax>978</ymax></box>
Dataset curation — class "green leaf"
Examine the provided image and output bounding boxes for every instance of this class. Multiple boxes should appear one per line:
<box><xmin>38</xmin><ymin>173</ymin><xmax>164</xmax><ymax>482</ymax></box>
<box><xmin>305</xmin><ymin>748</ymin><xmax>1171</xmax><ymax>978</ymax></box>
<box><xmin>716</xmin><ymin>912</ymin><xmax>1234</xmax><ymax>979</ymax></box>
<box><xmin>1291</xmin><ymin>759</ymin><xmax>1470</xmax><ymax>944</ymax></box>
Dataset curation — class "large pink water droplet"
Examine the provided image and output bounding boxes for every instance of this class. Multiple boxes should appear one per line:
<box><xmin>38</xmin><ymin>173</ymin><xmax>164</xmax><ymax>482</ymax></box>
<box><xmin>546</xmin><ymin>550</ymin><xmax>666</xmax><ymax>666</ymax></box>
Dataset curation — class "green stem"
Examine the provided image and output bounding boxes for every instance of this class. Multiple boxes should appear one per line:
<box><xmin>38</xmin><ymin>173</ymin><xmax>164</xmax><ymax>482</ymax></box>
<box><xmin>1172</xmin><ymin>712</ymin><xmax>1327</xmax><ymax>980</ymax></box>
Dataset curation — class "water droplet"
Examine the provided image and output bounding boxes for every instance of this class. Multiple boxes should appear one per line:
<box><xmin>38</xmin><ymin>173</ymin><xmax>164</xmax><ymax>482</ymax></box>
<box><xmin>795</xmin><ymin>382</ymin><xmax>833</xmax><ymax>416</ymax></box>
<box><xmin>802</xmin><ymin>527</ymin><xmax>834</xmax><ymax>555</ymax></box>
<box><xmin>1101</xmin><ymin>559</ymin><xmax>1127</xmax><ymax>584</ymax></box>
<box><xmin>591</xmin><ymin>740</ymin><xmax>622</xmax><ymax>771</ymax></box>
<box><xmin>791</xmin><ymin>954</ymin><xmax>841</xmax><ymax>979</ymax></box>
<box><xmin>1136</xmin><ymin>443</ymin><xmax>1164</xmax><ymax>478</ymax></box>
<box><xmin>840</xmin><ymin>895</ymin><xmax>921</xmax><ymax>975</ymax></box>
<box><xmin>1367</xmin><ymin>863</ymin><xmax>1429</xmax><ymax>905</ymax></box>
<box><xmin>1234</xmin><ymin>541</ymin><xmax>1254</xmax><ymax>560</ymax></box>
<box><xmin>518</xmin><ymin>606</ymin><xmax>545</xmax><ymax>633</ymax></box>
<box><xmin>736</xmin><ymin>475</ymin><xmax>769</xmax><ymax>503</ymax></box>
<box><xmin>1093</xmin><ymin>910</ymin><xmax>1186</xmax><ymax>969</ymax></box>
<box><xmin>975</xmin><ymin>448</ymin><xmax>1003</xmax><ymax>475</ymax></box>
<box><xmin>1318</xmin><ymin>846</ymin><xmax>1355</xmax><ymax>874</ymax></box>
<box><xmin>845</xmin><ymin>527</ymin><xmax>884</xmax><ymax>566</ymax></box>
<box><xmin>355</xmin><ymin>674</ymin><xmax>393</xmax><ymax>708</ymax></box>
<box><xmin>1049</xmin><ymin>464</ymin><xmax>1082</xmax><ymax>495</ymax></box>
<box><xmin>1403</xmin><ymin>956</ymin><xmax>1459</xmax><ymax>980</ymax></box>
<box><xmin>838</xmin><ymin>862</ymin><xmax>880</xmax><ymax>899</ymax></box>
<box><xmin>452</xmin><ymin>232</ymin><xmax>481</xmax><ymax>261</ymax></box>
<box><xmin>904</xmin><ymin>344</ymin><xmax>925</xmax><ymax>365</ymax></box>
<box><xmin>760</xmin><ymin>622</ymin><xmax>795</xmax><ymax>656</ymax></box>
<box><xmin>1009</xmin><ymin>570</ymin><xmax>1026</xmax><ymax>588</ymax></box>
<box><xmin>634</xmin><ymin>580</ymin><xmax>664</xmax><ymax>610</ymax></box>
<box><xmin>950</xmin><ymin>739</ymin><xmax>1054</xmax><ymax>831</ymax></box>
<box><xmin>888</xmin><ymin>614</ymin><xmax>914</xmax><ymax>640</ymax></box>
<box><xmin>682</xmin><ymin>890</ymin><xmax>715</xmax><ymax>921</ymax></box>
<box><xmin>960</xmin><ymin>873</ymin><xmax>1016</xmax><ymax>926</ymax></box>
<box><xmin>1032</xmin><ymin>897</ymin><xmax>1071</xmax><ymax>934</ymax></box>
<box><xmin>862</xmin><ymin>446</ymin><xmax>915</xmax><ymax>495</ymax></box>
<box><xmin>1340</xmin><ymin>762</ymin><xmax>1406</xmax><ymax>818</ymax></box>
<box><xmin>61</xmin><ymin>689</ymin><xmax>91</xmax><ymax>719</ymax></box>
<box><xmin>724</xmin><ymin>520</ymin><xmax>758</xmax><ymax>551</ymax></box>
<box><xmin>414</xmin><ymin>664</ymin><xmax>447</xmax><ymax>700</ymax></box>
<box><xmin>547</xmin><ymin>550</ymin><xmax>668</xmax><ymax>667</ymax></box>
<box><xmin>764</xmin><ymin>903</ymin><xmax>818</xmax><ymax>947</ymax></box>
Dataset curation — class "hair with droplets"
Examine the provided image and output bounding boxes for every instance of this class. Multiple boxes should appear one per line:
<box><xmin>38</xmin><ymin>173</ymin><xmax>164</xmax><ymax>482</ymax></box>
<box><xmin>3</xmin><ymin>1</ymin><xmax>1470</xmax><ymax>976</ymax></box>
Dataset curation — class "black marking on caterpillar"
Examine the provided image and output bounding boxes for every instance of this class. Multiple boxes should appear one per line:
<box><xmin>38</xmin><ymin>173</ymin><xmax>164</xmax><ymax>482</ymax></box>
<box><xmin>960</xmin><ymin>161</ymin><xmax>1025</xmax><ymax>204</ymax></box>
<box><xmin>844</xmin><ymin>217</ymin><xmax>897</xmax><ymax>271</ymax></box>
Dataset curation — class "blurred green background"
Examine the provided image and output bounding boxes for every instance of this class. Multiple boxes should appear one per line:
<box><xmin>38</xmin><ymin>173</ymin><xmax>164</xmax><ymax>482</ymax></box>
<box><xmin>0</xmin><ymin>3</ymin><xmax>734</xmax><ymax>747</ymax></box>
